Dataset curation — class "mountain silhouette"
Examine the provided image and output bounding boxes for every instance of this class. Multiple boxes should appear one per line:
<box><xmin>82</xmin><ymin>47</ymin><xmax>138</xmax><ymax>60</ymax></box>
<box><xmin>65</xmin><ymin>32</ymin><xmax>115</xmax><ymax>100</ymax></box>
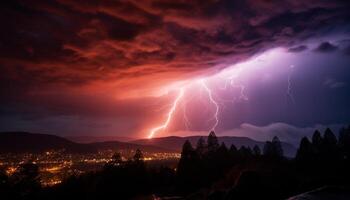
<box><xmin>0</xmin><ymin>132</ymin><xmax>173</xmax><ymax>153</ymax></box>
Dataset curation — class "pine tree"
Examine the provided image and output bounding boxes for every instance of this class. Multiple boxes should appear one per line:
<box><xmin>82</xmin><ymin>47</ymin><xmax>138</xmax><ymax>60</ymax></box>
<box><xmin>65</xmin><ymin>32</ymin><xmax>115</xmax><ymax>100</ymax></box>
<box><xmin>263</xmin><ymin>141</ymin><xmax>273</xmax><ymax>156</ymax></box>
<box><xmin>322</xmin><ymin>128</ymin><xmax>339</xmax><ymax>161</ymax></box>
<box><xmin>196</xmin><ymin>137</ymin><xmax>206</xmax><ymax>156</ymax></box>
<box><xmin>311</xmin><ymin>130</ymin><xmax>323</xmax><ymax>160</ymax></box>
<box><xmin>296</xmin><ymin>137</ymin><xmax>313</xmax><ymax>162</ymax></box>
<box><xmin>239</xmin><ymin>146</ymin><xmax>253</xmax><ymax>158</ymax></box>
<box><xmin>112</xmin><ymin>152</ymin><xmax>123</xmax><ymax>165</ymax></box>
<box><xmin>207</xmin><ymin>131</ymin><xmax>219</xmax><ymax>152</ymax></box>
<box><xmin>323</xmin><ymin>128</ymin><xmax>337</xmax><ymax>147</ymax></box>
<box><xmin>263</xmin><ymin>136</ymin><xmax>283</xmax><ymax>159</ymax></box>
<box><xmin>272</xmin><ymin>136</ymin><xmax>283</xmax><ymax>158</ymax></box>
<box><xmin>230</xmin><ymin>144</ymin><xmax>237</xmax><ymax>153</ymax></box>
<box><xmin>177</xmin><ymin>140</ymin><xmax>200</xmax><ymax>190</ymax></box>
<box><xmin>177</xmin><ymin>140</ymin><xmax>196</xmax><ymax>176</ymax></box>
<box><xmin>312</xmin><ymin>130</ymin><xmax>323</xmax><ymax>147</ymax></box>
<box><xmin>339</xmin><ymin>126</ymin><xmax>350</xmax><ymax>160</ymax></box>
<box><xmin>253</xmin><ymin>145</ymin><xmax>261</xmax><ymax>156</ymax></box>
<box><xmin>133</xmin><ymin>149</ymin><xmax>144</xmax><ymax>162</ymax></box>
<box><xmin>218</xmin><ymin>142</ymin><xmax>229</xmax><ymax>155</ymax></box>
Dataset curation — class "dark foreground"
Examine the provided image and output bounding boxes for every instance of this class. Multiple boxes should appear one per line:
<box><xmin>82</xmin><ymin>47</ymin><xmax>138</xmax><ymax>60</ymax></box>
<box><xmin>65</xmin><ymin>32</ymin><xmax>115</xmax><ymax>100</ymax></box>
<box><xmin>1</xmin><ymin>127</ymin><xmax>350</xmax><ymax>200</ymax></box>
<box><xmin>288</xmin><ymin>186</ymin><xmax>350</xmax><ymax>200</ymax></box>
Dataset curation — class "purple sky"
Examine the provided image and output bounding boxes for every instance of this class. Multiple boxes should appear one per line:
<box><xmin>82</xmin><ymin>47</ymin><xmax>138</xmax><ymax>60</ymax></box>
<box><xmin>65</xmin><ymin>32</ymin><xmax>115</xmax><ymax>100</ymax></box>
<box><xmin>1</xmin><ymin>1</ymin><xmax>350</xmax><ymax>141</ymax></box>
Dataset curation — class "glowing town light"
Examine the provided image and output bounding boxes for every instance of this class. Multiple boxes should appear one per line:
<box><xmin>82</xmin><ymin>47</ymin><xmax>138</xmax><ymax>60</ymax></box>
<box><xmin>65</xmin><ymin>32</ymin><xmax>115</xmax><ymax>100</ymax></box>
<box><xmin>199</xmin><ymin>79</ymin><xmax>220</xmax><ymax>131</ymax></box>
<box><xmin>148</xmin><ymin>88</ymin><xmax>184</xmax><ymax>139</ymax></box>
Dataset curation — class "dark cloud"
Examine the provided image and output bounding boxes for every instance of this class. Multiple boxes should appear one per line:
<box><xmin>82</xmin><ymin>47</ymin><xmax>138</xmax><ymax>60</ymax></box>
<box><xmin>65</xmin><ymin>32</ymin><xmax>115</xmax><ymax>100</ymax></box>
<box><xmin>314</xmin><ymin>41</ymin><xmax>338</xmax><ymax>53</ymax></box>
<box><xmin>288</xmin><ymin>45</ymin><xmax>308</xmax><ymax>52</ymax></box>
<box><xmin>1</xmin><ymin>0</ymin><xmax>350</xmax><ymax>136</ymax></box>
<box><xmin>1</xmin><ymin>0</ymin><xmax>350</xmax><ymax>89</ymax></box>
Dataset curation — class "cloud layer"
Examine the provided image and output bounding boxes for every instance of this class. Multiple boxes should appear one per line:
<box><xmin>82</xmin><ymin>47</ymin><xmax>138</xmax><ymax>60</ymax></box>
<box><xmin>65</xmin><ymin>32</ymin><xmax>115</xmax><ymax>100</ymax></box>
<box><xmin>1</xmin><ymin>0</ymin><xmax>350</xmax><ymax>137</ymax></box>
<box><xmin>2</xmin><ymin>0</ymin><xmax>350</xmax><ymax>95</ymax></box>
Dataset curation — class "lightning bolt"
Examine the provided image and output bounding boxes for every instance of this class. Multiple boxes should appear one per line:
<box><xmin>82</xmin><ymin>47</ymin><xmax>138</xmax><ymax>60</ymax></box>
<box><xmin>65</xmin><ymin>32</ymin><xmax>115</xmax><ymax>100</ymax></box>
<box><xmin>146</xmin><ymin>49</ymin><xmax>287</xmax><ymax>139</ymax></box>
<box><xmin>200</xmin><ymin>79</ymin><xmax>220</xmax><ymax>131</ymax></box>
<box><xmin>287</xmin><ymin>64</ymin><xmax>296</xmax><ymax>105</ymax></box>
<box><xmin>182</xmin><ymin>94</ymin><xmax>193</xmax><ymax>130</ymax></box>
<box><xmin>221</xmin><ymin>66</ymin><xmax>248</xmax><ymax>101</ymax></box>
<box><xmin>148</xmin><ymin>88</ymin><xmax>184</xmax><ymax>139</ymax></box>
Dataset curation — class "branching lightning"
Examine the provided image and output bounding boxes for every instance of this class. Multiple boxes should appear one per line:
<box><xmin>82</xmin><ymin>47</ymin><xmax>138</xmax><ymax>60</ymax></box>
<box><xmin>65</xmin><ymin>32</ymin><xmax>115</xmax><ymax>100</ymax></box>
<box><xmin>221</xmin><ymin>66</ymin><xmax>248</xmax><ymax>101</ymax></box>
<box><xmin>148</xmin><ymin>62</ymin><xmax>256</xmax><ymax>139</ymax></box>
<box><xmin>148</xmin><ymin>69</ymin><xmax>248</xmax><ymax>138</ymax></box>
<box><xmin>182</xmin><ymin>92</ymin><xmax>195</xmax><ymax>130</ymax></box>
<box><xmin>147</xmin><ymin>49</ymin><xmax>288</xmax><ymax>139</ymax></box>
<box><xmin>200</xmin><ymin>79</ymin><xmax>220</xmax><ymax>131</ymax></box>
<box><xmin>148</xmin><ymin>88</ymin><xmax>184</xmax><ymax>139</ymax></box>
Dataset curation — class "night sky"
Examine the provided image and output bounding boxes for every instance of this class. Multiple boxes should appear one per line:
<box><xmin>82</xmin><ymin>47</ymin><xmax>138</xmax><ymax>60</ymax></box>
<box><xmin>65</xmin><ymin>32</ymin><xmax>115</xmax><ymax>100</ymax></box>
<box><xmin>1</xmin><ymin>0</ymin><xmax>350</xmax><ymax>143</ymax></box>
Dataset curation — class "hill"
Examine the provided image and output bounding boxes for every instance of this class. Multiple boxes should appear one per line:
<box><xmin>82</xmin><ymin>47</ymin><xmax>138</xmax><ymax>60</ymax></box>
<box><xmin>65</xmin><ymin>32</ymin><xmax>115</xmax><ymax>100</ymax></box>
<box><xmin>0</xmin><ymin>132</ymin><xmax>296</xmax><ymax>156</ymax></box>
<box><xmin>0</xmin><ymin>132</ymin><xmax>173</xmax><ymax>153</ymax></box>
<box><xmin>66</xmin><ymin>135</ymin><xmax>134</xmax><ymax>143</ymax></box>
<box><xmin>0</xmin><ymin>132</ymin><xmax>93</xmax><ymax>153</ymax></box>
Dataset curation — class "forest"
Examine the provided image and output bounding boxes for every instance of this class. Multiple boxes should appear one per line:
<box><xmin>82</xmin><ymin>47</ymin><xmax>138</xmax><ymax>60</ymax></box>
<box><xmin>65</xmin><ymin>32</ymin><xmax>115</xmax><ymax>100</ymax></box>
<box><xmin>1</xmin><ymin>127</ymin><xmax>350</xmax><ymax>200</ymax></box>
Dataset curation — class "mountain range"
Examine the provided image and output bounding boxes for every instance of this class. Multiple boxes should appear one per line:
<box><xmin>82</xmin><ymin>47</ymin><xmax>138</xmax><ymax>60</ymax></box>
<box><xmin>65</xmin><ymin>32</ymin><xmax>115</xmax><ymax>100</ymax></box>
<box><xmin>0</xmin><ymin>132</ymin><xmax>297</xmax><ymax>157</ymax></box>
<box><xmin>0</xmin><ymin>132</ymin><xmax>172</xmax><ymax>153</ymax></box>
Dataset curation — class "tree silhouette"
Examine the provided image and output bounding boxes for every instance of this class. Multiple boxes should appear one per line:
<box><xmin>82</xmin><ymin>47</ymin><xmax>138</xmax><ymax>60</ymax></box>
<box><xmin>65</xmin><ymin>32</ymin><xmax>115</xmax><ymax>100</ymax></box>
<box><xmin>263</xmin><ymin>141</ymin><xmax>272</xmax><ymax>155</ymax></box>
<box><xmin>216</xmin><ymin>142</ymin><xmax>230</xmax><ymax>171</ymax></box>
<box><xmin>253</xmin><ymin>145</ymin><xmax>261</xmax><ymax>156</ymax></box>
<box><xmin>196</xmin><ymin>136</ymin><xmax>206</xmax><ymax>156</ymax></box>
<box><xmin>322</xmin><ymin>128</ymin><xmax>340</xmax><ymax>161</ymax></box>
<box><xmin>272</xmin><ymin>136</ymin><xmax>283</xmax><ymax>157</ymax></box>
<box><xmin>177</xmin><ymin>140</ymin><xmax>197</xmax><ymax>175</ymax></box>
<box><xmin>339</xmin><ymin>126</ymin><xmax>350</xmax><ymax>161</ymax></box>
<box><xmin>179</xmin><ymin>140</ymin><xmax>195</xmax><ymax>160</ymax></box>
<box><xmin>323</xmin><ymin>128</ymin><xmax>337</xmax><ymax>146</ymax></box>
<box><xmin>218</xmin><ymin>142</ymin><xmax>228</xmax><ymax>153</ymax></box>
<box><xmin>296</xmin><ymin>137</ymin><xmax>313</xmax><ymax>163</ymax></box>
<box><xmin>177</xmin><ymin>140</ymin><xmax>200</xmax><ymax>192</ymax></box>
<box><xmin>106</xmin><ymin>152</ymin><xmax>123</xmax><ymax>167</ymax></box>
<box><xmin>312</xmin><ymin>130</ymin><xmax>323</xmax><ymax>147</ymax></box>
<box><xmin>263</xmin><ymin>136</ymin><xmax>283</xmax><ymax>159</ymax></box>
<box><xmin>239</xmin><ymin>146</ymin><xmax>253</xmax><ymax>158</ymax></box>
<box><xmin>207</xmin><ymin>131</ymin><xmax>219</xmax><ymax>152</ymax></box>
<box><xmin>311</xmin><ymin>130</ymin><xmax>323</xmax><ymax>161</ymax></box>
<box><xmin>133</xmin><ymin>149</ymin><xmax>144</xmax><ymax>162</ymax></box>
<box><xmin>218</xmin><ymin>142</ymin><xmax>229</xmax><ymax>159</ymax></box>
<box><xmin>229</xmin><ymin>144</ymin><xmax>237</xmax><ymax>153</ymax></box>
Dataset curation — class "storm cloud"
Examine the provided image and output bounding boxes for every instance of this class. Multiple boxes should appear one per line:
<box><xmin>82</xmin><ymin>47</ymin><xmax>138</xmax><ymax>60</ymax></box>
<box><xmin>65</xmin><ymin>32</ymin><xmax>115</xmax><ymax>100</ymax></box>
<box><xmin>1</xmin><ymin>0</ymin><xmax>350</xmax><ymax>137</ymax></box>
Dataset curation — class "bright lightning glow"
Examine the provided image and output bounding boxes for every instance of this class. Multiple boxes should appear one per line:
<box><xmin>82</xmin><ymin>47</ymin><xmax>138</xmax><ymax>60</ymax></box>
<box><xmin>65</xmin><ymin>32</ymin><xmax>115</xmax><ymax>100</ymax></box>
<box><xmin>200</xmin><ymin>79</ymin><xmax>220</xmax><ymax>131</ymax></box>
<box><xmin>222</xmin><ymin>66</ymin><xmax>248</xmax><ymax>101</ymax></box>
<box><xmin>148</xmin><ymin>88</ymin><xmax>184</xmax><ymax>139</ymax></box>
<box><xmin>182</xmin><ymin>95</ymin><xmax>193</xmax><ymax>130</ymax></box>
<box><xmin>287</xmin><ymin>64</ymin><xmax>296</xmax><ymax>105</ymax></box>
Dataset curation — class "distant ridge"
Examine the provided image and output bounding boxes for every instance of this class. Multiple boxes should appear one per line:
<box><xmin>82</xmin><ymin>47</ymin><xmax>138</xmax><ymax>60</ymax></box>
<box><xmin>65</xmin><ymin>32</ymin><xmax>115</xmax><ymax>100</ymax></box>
<box><xmin>0</xmin><ymin>132</ymin><xmax>92</xmax><ymax>153</ymax></box>
<box><xmin>66</xmin><ymin>135</ymin><xmax>135</xmax><ymax>143</ymax></box>
<box><xmin>132</xmin><ymin>135</ymin><xmax>297</xmax><ymax>157</ymax></box>
<box><xmin>0</xmin><ymin>132</ymin><xmax>173</xmax><ymax>153</ymax></box>
<box><xmin>0</xmin><ymin>132</ymin><xmax>297</xmax><ymax>157</ymax></box>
